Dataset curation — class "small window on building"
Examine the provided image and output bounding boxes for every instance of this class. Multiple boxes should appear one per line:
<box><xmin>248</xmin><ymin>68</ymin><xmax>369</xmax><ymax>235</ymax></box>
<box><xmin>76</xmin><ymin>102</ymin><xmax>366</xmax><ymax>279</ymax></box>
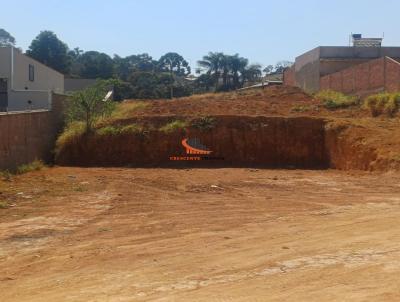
<box><xmin>29</xmin><ymin>64</ymin><xmax>35</xmax><ymax>82</ymax></box>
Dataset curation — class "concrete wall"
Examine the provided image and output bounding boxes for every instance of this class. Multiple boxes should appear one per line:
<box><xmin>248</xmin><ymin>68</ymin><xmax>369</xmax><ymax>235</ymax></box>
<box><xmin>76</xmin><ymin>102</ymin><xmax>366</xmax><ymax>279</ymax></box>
<box><xmin>319</xmin><ymin>57</ymin><xmax>400</xmax><ymax>95</ymax></box>
<box><xmin>0</xmin><ymin>93</ymin><xmax>65</xmax><ymax>170</ymax></box>
<box><xmin>289</xmin><ymin>46</ymin><xmax>400</xmax><ymax>93</ymax></box>
<box><xmin>294</xmin><ymin>47</ymin><xmax>321</xmax><ymax>92</ymax></box>
<box><xmin>0</xmin><ymin>47</ymin><xmax>64</xmax><ymax>111</ymax></box>
<box><xmin>12</xmin><ymin>48</ymin><xmax>64</xmax><ymax>93</ymax></box>
<box><xmin>0</xmin><ymin>48</ymin><xmax>11</xmax><ymax>79</ymax></box>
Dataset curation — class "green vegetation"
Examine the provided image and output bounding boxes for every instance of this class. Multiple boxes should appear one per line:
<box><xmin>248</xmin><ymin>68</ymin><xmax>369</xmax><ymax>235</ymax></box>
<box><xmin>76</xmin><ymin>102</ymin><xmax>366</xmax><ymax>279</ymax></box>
<box><xmin>56</xmin><ymin>121</ymin><xmax>86</xmax><ymax>153</ymax></box>
<box><xmin>110</xmin><ymin>101</ymin><xmax>149</xmax><ymax>120</ymax></box>
<box><xmin>67</xmin><ymin>81</ymin><xmax>116</xmax><ymax>132</ymax></box>
<box><xmin>315</xmin><ymin>90</ymin><xmax>359</xmax><ymax>109</ymax></box>
<box><xmin>16</xmin><ymin>160</ymin><xmax>45</xmax><ymax>175</ymax></box>
<box><xmin>0</xmin><ymin>170</ymin><xmax>13</xmax><ymax>181</ymax></box>
<box><xmin>191</xmin><ymin>116</ymin><xmax>216</xmax><ymax>131</ymax></box>
<box><xmin>160</xmin><ymin>120</ymin><xmax>188</xmax><ymax>133</ymax></box>
<box><xmin>0</xmin><ymin>28</ymin><xmax>15</xmax><ymax>47</ymax></box>
<box><xmin>96</xmin><ymin>125</ymin><xmax>121</xmax><ymax>136</ymax></box>
<box><xmin>364</xmin><ymin>92</ymin><xmax>400</xmax><ymax>117</ymax></box>
<box><xmin>120</xmin><ymin>124</ymin><xmax>143</xmax><ymax>134</ymax></box>
<box><xmin>95</xmin><ymin>124</ymin><xmax>143</xmax><ymax>136</ymax></box>
<box><xmin>0</xmin><ymin>201</ymin><xmax>9</xmax><ymax>209</ymax></box>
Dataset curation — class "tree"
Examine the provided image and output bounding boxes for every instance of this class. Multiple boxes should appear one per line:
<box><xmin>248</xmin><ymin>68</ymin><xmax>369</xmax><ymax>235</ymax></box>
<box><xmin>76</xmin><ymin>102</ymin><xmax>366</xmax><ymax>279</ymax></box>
<box><xmin>114</xmin><ymin>53</ymin><xmax>157</xmax><ymax>81</ymax></box>
<box><xmin>27</xmin><ymin>31</ymin><xmax>70</xmax><ymax>73</ymax></box>
<box><xmin>274</xmin><ymin>61</ymin><xmax>294</xmax><ymax>73</ymax></box>
<box><xmin>263</xmin><ymin>65</ymin><xmax>274</xmax><ymax>75</ymax></box>
<box><xmin>78</xmin><ymin>51</ymin><xmax>114</xmax><ymax>79</ymax></box>
<box><xmin>197</xmin><ymin>52</ymin><xmax>261</xmax><ymax>92</ymax></box>
<box><xmin>158</xmin><ymin>52</ymin><xmax>191</xmax><ymax>98</ymax></box>
<box><xmin>67</xmin><ymin>80</ymin><xmax>115</xmax><ymax>132</ymax></box>
<box><xmin>198</xmin><ymin>52</ymin><xmax>225</xmax><ymax>91</ymax></box>
<box><xmin>158</xmin><ymin>52</ymin><xmax>191</xmax><ymax>76</ymax></box>
<box><xmin>0</xmin><ymin>28</ymin><xmax>16</xmax><ymax>47</ymax></box>
<box><xmin>242</xmin><ymin>64</ymin><xmax>262</xmax><ymax>85</ymax></box>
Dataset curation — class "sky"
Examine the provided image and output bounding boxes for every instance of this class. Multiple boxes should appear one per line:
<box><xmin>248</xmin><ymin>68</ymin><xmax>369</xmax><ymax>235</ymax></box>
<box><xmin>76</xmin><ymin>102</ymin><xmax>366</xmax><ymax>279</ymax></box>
<box><xmin>2</xmin><ymin>0</ymin><xmax>400</xmax><ymax>69</ymax></box>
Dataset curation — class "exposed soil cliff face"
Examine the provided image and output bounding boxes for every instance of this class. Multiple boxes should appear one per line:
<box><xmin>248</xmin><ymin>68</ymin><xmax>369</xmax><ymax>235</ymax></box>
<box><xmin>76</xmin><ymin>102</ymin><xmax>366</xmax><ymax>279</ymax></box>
<box><xmin>56</xmin><ymin>116</ymin><xmax>327</xmax><ymax>169</ymax></box>
<box><xmin>56</xmin><ymin>116</ymin><xmax>400</xmax><ymax>171</ymax></box>
<box><xmin>324</xmin><ymin>119</ymin><xmax>400</xmax><ymax>171</ymax></box>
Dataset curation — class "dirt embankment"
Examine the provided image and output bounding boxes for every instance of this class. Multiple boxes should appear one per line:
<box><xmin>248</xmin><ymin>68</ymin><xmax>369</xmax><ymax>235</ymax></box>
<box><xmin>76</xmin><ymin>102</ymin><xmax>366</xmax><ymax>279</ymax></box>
<box><xmin>56</xmin><ymin>86</ymin><xmax>400</xmax><ymax>171</ymax></box>
<box><xmin>56</xmin><ymin>115</ymin><xmax>400</xmax><ymax>171</ymax></box>
<box><xmin>56</xmin><ymin>116</ymin><xmax>327</xmax><ymax>169</ymax></box>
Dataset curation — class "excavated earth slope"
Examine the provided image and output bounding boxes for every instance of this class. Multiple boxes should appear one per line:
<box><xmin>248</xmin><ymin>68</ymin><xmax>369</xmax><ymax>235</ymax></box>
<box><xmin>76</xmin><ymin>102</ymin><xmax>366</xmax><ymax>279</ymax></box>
<box><xmin>56</xmin><ymin>86</ymin><xmax>400</xmax><ymax>171</ymax></box>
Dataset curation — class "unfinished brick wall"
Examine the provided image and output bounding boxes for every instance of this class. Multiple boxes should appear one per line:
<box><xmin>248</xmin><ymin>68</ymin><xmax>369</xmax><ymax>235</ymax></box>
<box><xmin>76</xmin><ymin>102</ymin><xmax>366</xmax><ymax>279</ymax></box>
<box><xmin>320</xmin><ymin>57</ymin><xmax>400</xmax><ymax>96</ymax></box>
<box><xmin>283</xmin><ymin>66</ymin><xmax>295</xmax><ymax>86</ymax></box>
<box><xmin>0</xmin><ymin>93</ymin><xmax>65</xmax><ymax>170</ymax></box>
<box><xmin>385</xmin><ymin>57</ymin><xmax>400</xmax><ymax>91</ymax></box>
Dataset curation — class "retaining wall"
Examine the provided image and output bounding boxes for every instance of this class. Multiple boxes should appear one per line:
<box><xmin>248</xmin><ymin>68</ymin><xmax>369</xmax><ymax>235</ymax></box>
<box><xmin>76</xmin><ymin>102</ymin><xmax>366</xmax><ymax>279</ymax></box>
<box><xmin>0</xmin><ymin>93</ymin><xmax>65</xmax><ymax>170</ymax></box>
<box><xmin>320</xmin><ymin>57</ymin><xmax>400</xmax><ymax>96</ymax></box>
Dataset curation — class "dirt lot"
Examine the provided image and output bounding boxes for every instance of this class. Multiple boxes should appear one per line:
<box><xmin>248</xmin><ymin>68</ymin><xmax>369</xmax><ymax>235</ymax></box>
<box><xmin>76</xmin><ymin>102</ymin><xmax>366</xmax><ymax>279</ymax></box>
<box><xmin>122</xmin><ymin>86</ymin><xmax>367</xmax><ymax>118</ymax></box>
<box><xmin>1</xmin><ymin>167</ymin><xmax>400</xmax><ymax>301</ymax></box>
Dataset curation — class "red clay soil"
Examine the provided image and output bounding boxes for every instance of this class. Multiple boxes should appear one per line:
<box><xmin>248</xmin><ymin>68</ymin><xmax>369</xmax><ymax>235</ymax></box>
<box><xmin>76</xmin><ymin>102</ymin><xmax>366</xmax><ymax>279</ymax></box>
<box><xmin>57</xmin><ymin>116</ymin><xmax>327</xmax><ymax>169</ymax></box>
<box><xmin>126</xmin><ymin>86</ymin><xmax>369</xmax><ymax>118</ymax></box>
<box><xmin>56</xmin><ymin>86</ymin><xmax>400</xmax><ymax>171</ymax></box>
<box><xmin>1</xmin><ymin>167</ymin><xmax>400</xmax><ymax>301</ymax></box>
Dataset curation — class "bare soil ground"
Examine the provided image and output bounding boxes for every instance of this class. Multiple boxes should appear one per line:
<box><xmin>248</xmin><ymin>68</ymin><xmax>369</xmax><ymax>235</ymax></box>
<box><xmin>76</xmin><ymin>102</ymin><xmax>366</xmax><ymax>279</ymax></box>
<box><xmin>123</xmin><ymin>86</ymin><xmax>367</xmax><ymax>118</ymax></box>
<box><xmin>1</xmin><ymin>167</ymin><xmax>400</xmax><ymax>301</ymax></box>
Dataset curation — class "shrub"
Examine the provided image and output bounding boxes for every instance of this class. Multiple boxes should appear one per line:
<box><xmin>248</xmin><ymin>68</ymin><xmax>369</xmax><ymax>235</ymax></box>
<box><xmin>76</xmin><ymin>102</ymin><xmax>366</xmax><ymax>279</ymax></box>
<box><xmin>16</xmin><ymin>160</ymin><xmax>45</xmax><ymax>175</ymax></box>
<box><xmin>120</xmin><ymin>124</ymin><xmax>142</xmax><ymax>134</ymax></box>
<box><xmin>96</xmin><ymin>126</ymin><xmax>121</xmax><ymax>136</ymax></box>
<box><xmin>0</xmin><ymin>201</ymin><xmax>9</xmax><ymax>209</ymax></box>
<box><xmin>0</xmin><ymin>170</ymin><xmax>12</xmax><ymax>181</ymax></box>
<box><xmin>364</xmin><ymin>92</ymin><xmax>400</xmax><ymax>117</ymax></box>
<box><xmin>66</xmin><ymin>80</ymin><xmax>116</xmax><ymax>132</ymax></box>
<box><xmin>160</xmin><ymin>120</ymin><xmax>188</xmax><ymax>133</ymax></box>
<box><xmin>191</xmin><ymin>116</ymin><xmax>216</xmax><ymax>131</ymax></box>
<box><xmin>315</xmin><ymin>90</ymin><xmax>359</xmax><ymax>110</ymax></box>
<box><xmin>55</xmin><ymin>122</ymin><xmax>86</xmax><ymax>155</ymax></box>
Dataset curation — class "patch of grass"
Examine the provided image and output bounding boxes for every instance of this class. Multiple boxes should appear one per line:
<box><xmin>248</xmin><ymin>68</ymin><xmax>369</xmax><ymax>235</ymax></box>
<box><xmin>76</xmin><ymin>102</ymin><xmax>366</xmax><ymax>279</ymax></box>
<box><xmin>315</xmin><ymin>90</ymin><xmax>359</xmax><ymax>110</ymax></box>
<box><xmin>0</xmin><ymin>170</ymin><xmax>13</xmax><ymax>181</ymax></box>
<box><xmin>110</xmin><ymin>101</ymin><xmax>149</xmax><ymax>120</ymax></box>
<box><xmin>120</xmin><ymin>124</ymin><xmax>143</xmax><ymax>134</ymax></box>
<box><xmin>0</xmin><ymin>201</ymin><xmax>9</xmax><ymax>209</ymax></box>
<box><xmin>16</xmin><ymin>160</ymin><xmax>45</xmax><ymax>175</ymax></box>
<box><xmin>96</xmin><ymin>125</ymin><xmax>121</xmax><ymax>136</ymax></box>
<box><xmin>159</xmin><ymin>120</ymin><xmax>188</xmax><ymax>133</ymax></box>
<box><xmin>191</xmin><ymin>116</ymin><xmax>216</xmax><ymax>131</ymax></box>
<box><xmin>56</xmin><ymin>121</ymin><xmax>86</xmax><ymax>154</ymax></box>
<box><xmin>364</xmin><ymin>92</ymin><xmax>400</xmax><ymax>117</ymax></box>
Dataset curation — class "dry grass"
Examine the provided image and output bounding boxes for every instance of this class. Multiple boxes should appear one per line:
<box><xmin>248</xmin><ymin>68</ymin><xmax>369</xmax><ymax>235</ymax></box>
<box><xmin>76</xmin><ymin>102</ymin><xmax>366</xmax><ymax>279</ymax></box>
<box><xmin>159</xmin><ymin>120</ymin><xmax>188</xmax><ymax>133</ymax></box>
<box><xmin>16</xmin><ymin>160</ymin><xmax>46</xmax><ymax>175</ymax></box>
<box><xmin>315</xmin><ymin>90</ymin><xmax>359</xmax><ymax>110</ymax></box>
<box><xmin>110</xmin><ymin>101</ymin><xmax>149</xmax><ymax>120</ymax></box>
<box><xmin>364</xmin><ymin>92</ymin><xmax>400</xmax><ymax>117</ymax></box>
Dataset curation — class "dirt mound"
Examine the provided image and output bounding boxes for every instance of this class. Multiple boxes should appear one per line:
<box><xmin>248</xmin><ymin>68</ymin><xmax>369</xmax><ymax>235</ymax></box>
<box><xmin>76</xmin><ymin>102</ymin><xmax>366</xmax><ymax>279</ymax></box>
<box><xmin>56</xmin><ymin>87</ymin><xmax>400</xmax><ymax>171</ymax></box>
<box><xmin>124</xmin><ymin>85</ymin><xmax>368</xmax><ymax>118</ymax></box>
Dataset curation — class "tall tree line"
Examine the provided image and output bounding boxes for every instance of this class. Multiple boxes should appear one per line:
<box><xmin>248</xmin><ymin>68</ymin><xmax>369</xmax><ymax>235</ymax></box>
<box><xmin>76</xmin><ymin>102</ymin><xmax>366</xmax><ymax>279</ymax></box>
<box><xmin>1</xmin><ymin>28</ymin><xmax>292</xmax><ymax>99</ymax></box>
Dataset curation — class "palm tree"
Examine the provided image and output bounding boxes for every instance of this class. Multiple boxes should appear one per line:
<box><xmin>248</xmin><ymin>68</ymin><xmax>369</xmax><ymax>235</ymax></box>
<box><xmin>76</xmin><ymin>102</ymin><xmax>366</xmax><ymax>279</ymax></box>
<box><xmin>241</xmin><ymin>64</ymin><xmax>262</xmax><ymax>86</ymax></box>
<box><xmin>228</xmin><ymin>54</ymin><xmax>248</xmax><ymax>89</ymax></box>
<box><xmin>198</xmin><ymin>52</ymin><xmax>224</xmax><ymax>91</ymax></box>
